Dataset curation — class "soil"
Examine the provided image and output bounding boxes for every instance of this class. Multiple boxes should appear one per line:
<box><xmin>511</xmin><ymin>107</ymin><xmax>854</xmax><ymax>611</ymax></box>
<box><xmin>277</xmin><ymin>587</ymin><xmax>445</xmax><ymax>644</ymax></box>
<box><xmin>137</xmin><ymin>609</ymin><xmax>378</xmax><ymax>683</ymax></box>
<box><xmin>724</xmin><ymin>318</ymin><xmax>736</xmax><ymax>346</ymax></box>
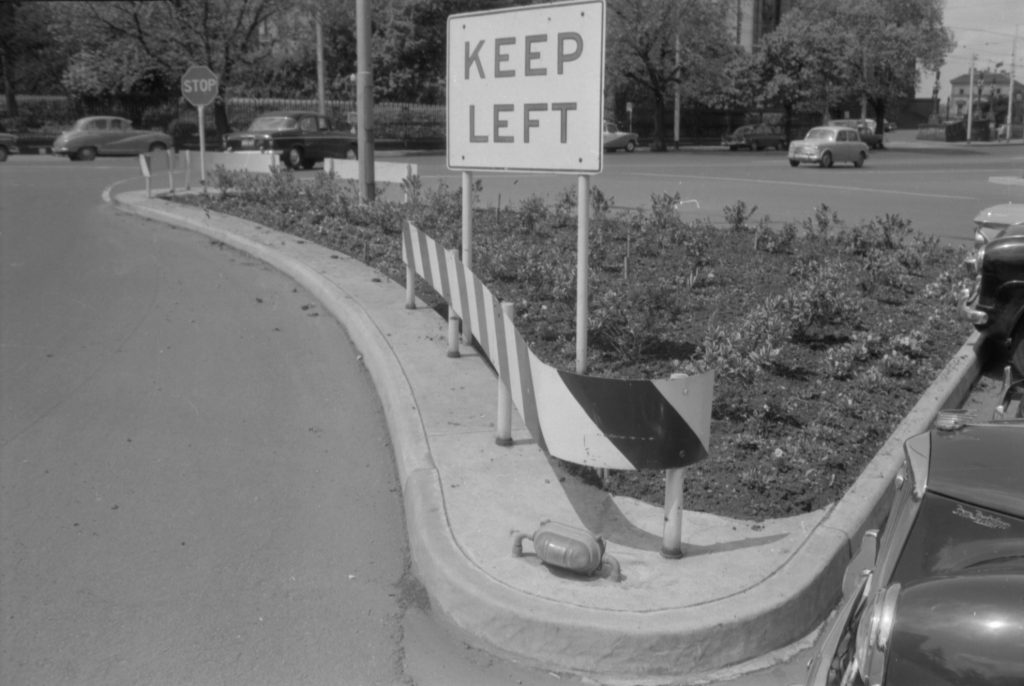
<box><xmin>175</xmin><ymin>177</ymin><xmax>975</xmax><ymax>521</ymax></box>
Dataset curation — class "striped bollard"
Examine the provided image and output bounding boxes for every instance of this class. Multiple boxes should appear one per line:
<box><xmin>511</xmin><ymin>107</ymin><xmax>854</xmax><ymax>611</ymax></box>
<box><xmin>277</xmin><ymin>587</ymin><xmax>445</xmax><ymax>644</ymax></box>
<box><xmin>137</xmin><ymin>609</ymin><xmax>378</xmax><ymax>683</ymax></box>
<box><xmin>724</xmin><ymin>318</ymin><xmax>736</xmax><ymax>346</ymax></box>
<box><xmin>495</xmin><ymin>302</ymin><xmax>514</xmax><ymax>446</ymax></box>
<box><xmin>661</xmin><ymin>468</ymin><xmax>685</xmax><ymax>559</ymax></box>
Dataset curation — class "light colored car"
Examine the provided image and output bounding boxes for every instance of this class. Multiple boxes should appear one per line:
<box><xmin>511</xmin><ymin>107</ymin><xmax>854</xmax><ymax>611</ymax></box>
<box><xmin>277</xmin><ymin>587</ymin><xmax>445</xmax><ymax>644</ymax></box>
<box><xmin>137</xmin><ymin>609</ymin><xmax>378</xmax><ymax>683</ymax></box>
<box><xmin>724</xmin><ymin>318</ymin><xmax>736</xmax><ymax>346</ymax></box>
<box><xmin>603</xmin><ymin>120</ymin><xmax>639</xmax><ymax>152</ymax></box>
<box><xmin>52</xmin><ymin>116</ymin><xmax>173</xmax><ymax>161</ymax></box>
<box><xmin>222</xmin><ymin>110</ymin><xmax>358</xmax><ymax>169</ymax></box>
<box><xmin>721</xmin><ymin>123</ymin><xmax>786</xmax><ymax>151</ymax></box>
<box><xmin>0</xmin><ymin>130</ymin><xmax>18</xmax><ymax>162</ymax></box>
<box><xmin>788</xmin><ymin>126</ymin><xmax>869</xmax><ymax>168</ymax></box>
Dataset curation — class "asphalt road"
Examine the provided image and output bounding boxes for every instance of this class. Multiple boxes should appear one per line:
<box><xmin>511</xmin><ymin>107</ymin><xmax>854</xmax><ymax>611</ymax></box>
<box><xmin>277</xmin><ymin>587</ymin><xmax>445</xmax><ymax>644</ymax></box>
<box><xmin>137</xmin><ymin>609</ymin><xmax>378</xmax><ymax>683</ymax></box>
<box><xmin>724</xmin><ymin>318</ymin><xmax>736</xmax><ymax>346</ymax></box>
<box><xmin>0</xmin><ymin>159</ymin><xmax>410</xmax><ymax>685</ymax></box>
<box><xmin>394</xmin><ymin>131</ymin><xmax>1024</xmax><ymax>245</ymax></box>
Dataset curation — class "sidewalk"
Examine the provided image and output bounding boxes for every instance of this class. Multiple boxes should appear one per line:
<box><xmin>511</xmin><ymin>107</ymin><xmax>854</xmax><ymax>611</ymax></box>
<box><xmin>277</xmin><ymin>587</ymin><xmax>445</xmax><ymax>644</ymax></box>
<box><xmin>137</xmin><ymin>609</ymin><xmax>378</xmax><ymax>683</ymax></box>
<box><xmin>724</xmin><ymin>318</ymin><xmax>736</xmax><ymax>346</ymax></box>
<box><xmin>109</xmin><ymin>189</ymin><xmax>982</xmax><ymax>683</ymax></box>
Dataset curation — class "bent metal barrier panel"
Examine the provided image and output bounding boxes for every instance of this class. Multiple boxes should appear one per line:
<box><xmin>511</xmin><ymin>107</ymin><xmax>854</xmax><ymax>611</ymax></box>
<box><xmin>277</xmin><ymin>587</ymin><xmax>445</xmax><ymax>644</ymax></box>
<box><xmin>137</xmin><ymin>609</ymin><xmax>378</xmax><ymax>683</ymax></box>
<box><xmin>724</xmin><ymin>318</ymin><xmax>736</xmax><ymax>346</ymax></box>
<box><xmin>402</xmin><ymin>221</ymin><xmax>713</xmax><ymax>471</ymax></box>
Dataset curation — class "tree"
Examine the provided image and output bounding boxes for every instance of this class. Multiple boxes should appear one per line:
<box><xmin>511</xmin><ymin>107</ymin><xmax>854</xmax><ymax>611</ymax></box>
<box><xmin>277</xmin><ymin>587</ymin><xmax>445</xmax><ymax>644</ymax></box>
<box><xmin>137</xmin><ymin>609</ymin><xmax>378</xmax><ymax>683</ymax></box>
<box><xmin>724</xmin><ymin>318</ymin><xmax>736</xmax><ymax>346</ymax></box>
<box><xmin>749</xmin><ymin>12</ymin><xmax>856</xmax><ymax>140</ymax></box>
<box><xmin>607</xmin><ymin>0</ymin><xmax>739</xmax><ymax>150</ymax></box>
<box><xmin>0</xmin><ymin>2</ymin><xmax>70</xmax><ymax>117</ymax></box>
<box><xmin>795</xmin><ymin>0</ymin><xmax>954</xmax><ymax>135</ymax></box>
<box><xmin>370</xmin><ymin>0</ymin><xmax>523</xmax><ymax>104</ymax></box>
<box><xmin>51</xmin><ymin>0</ymin><xmax>288</xmax><ymax>135</ymax></box>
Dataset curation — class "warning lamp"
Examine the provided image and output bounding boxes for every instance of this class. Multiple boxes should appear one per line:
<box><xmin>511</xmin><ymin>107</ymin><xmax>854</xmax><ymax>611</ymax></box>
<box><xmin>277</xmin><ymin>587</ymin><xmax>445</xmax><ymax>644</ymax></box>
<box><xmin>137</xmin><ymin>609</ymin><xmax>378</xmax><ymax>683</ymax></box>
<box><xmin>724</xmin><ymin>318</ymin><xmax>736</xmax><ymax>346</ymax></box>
<box><xmin>512</xmin><ymin>520</ymin><xmax>621</xmax><ymax>582</ymax></box>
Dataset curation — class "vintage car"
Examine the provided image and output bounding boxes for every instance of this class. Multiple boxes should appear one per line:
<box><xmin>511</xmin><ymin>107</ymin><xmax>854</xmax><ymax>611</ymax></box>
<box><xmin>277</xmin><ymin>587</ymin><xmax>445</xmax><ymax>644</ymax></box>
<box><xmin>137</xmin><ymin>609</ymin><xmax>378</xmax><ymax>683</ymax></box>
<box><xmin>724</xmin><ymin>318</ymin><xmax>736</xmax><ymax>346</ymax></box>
<box><xmin>0</xmin><ymin>129</ymin><xmax>18</xmax><ymax>162</ymax></box>
<box><xmin>959</xmin><ymin>203</ymin><xmax>1024</xmax><ymax>373</ymax></box>
<box><xmin>52</xmin><ymin>116</ymin><xmax>173</xmax><ymax>161</ymax></box>
<box><xmin>222</xmin><ymin>111</ymin><xmax>358</xmax><ymax>169</ymax></box>
<box><xmin>603</xmin><ymin>120</ymin><xmax>639</xmax><ymax>152</ymax></box>
<box><xmin>721</xmin><ymin>123</ymin><xmax>786</xmax><ymax>151</ymax></box>
<box><xmin>829</xmin><ymin>119</ymin><xmax>884</xmax><ymax>149</ymax></box>
<box><xmin>805</xmin><ymin>383</ymin><xmax>1024</xmax><ymax>686</ymax></box>
<box><xmin>788</xmin><ymin>126</ymin><xmax>869</xmax><ymax>168</ymax></box>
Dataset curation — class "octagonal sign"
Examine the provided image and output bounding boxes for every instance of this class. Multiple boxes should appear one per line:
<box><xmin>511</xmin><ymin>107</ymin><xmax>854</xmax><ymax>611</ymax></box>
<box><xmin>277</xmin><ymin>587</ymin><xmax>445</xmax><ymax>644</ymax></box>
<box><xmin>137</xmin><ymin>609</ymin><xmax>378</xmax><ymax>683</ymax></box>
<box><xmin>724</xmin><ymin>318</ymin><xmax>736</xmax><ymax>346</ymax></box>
<box><xmin>181</xmin><ymin>65</ymin><xmax>219</xmax><ymax>108</ymax></box>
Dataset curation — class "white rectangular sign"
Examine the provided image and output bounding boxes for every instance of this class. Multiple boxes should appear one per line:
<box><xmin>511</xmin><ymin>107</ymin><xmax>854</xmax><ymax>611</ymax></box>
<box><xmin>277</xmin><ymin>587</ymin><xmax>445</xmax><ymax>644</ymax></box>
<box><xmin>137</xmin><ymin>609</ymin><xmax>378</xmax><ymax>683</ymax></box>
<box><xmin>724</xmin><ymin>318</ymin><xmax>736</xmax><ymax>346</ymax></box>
<box><xmin>447</xmin><ymin>0</ymin><xmax>605</xmax><ymax>173</ymax></box>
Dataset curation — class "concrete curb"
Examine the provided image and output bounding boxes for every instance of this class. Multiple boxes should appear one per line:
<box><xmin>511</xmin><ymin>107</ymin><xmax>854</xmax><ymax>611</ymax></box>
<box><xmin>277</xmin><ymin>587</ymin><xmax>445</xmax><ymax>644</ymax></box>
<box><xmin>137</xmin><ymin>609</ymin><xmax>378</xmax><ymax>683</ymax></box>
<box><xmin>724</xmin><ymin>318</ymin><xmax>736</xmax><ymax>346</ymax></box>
<box><xmin>109</xmin><ymin>190</ymin><xmax>983</xmax><ymax>680</ymax></box>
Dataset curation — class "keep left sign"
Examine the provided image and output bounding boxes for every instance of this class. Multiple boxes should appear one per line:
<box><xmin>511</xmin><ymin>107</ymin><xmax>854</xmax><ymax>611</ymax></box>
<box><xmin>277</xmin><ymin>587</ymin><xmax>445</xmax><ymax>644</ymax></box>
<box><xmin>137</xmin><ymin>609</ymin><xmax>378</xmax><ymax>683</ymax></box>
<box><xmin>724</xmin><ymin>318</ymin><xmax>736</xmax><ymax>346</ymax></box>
<box><xmin>447</xmin><ymin>0</ymin><xmax>605</xmax><ymax>174</ymax></box>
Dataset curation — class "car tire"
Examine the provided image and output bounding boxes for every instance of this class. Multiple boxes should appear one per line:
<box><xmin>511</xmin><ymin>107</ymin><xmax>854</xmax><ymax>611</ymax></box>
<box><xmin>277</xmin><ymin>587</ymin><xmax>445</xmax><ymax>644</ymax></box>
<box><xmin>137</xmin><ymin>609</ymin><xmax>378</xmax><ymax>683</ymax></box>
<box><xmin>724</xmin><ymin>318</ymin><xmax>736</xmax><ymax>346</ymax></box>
<box><xmin>345</xmin><ymin>144</ymin><xmax>358</xmax><ymax>160</ymax></box>
<box><xmin>625</xmin><ymin>140</ymin><xmax>636</xmax><ymax>152</ymax></box>
<box><xmin>149</xmin><ymin>142</ymin><xmax>168</xmax><ymax>153</ymax></box>
<box><xmin>789</xmin><ymin>159</ymin><xmax>799</xmax><ymax>167</ymax></box>
<box><xmin>820</xmin><ymin>152</ymin><xmax>833</xmax><ymax>168</ymax></box>
<box><xmin>285</xmin><ymin>146</ymin><xmax>304</xmax><ymax>170</ymax></box>
<box><xmin>853</xmin><ymin>152</ymin><xmax>866</xmax><ymax>168</ymax></box>
<box><xmin>77</xmin><ymin>147</ymin><xmax>97</xmax><ymax>162</ymax></box>
<box><xmin>1010</xmin><ymin>324</ymin><xmax>1024</xmax><ymax>376</ymax></box>
<box><xmin>0</xmin><ymin>146</ymin><xmax>8</xmax><ymax>162</ymax></box>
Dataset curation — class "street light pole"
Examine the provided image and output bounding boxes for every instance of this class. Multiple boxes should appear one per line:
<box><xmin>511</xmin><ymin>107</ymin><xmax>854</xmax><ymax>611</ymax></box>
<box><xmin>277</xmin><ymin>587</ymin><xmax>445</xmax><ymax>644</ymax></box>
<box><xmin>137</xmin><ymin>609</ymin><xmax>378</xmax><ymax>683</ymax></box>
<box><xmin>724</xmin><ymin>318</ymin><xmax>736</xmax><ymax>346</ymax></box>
<box><xmin>356</xmin><ymin>0</ymin><xmax>375</xmax><ymax>202</ymax></box>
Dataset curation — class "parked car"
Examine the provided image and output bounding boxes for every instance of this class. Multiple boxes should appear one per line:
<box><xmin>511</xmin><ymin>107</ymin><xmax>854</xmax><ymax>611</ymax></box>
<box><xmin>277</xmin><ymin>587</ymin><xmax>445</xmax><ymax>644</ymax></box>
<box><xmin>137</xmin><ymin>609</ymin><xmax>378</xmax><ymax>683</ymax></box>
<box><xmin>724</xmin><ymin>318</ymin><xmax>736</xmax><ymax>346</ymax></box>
<box><xmin>788</xmin><ymin>126</ymin><xmax>869</xmax><ymax>168</ymax></box>
<box><xmin>721</xmin><ymin>123</ymin><xmax>786</xmax><ymax>151</ymax></box>
<box><xmin>0</xmin><ymin>126</ymin><xmax>18</xmax><ymax>162</ymax></box>
<box><xmin>804</xmin><ymin>390</ymin><xmax>1024</xmax><ymax>686</ymax></box>
<box><xmin>222</xmin><ymin>111</ymin><xmax>357</xmax><ymax>169</ymax></box>
<box><xmin>603</xmin><ymin>120</ymin><xmax>639</xmax><ymax>152</ymax></box>
<box><xmin>52</xmin><ymin>116</ymin><xmax>173</xmax><ymax>161</ymax></box>
<box><xmin>959</xmin><ymin>203</ymin><xmax>1024</xmax><ymax>373</ymax></box>
<box><xmin>829</xmin><ymin>119</ymin><xmax>884</xmax><ymax>149</ymax></box>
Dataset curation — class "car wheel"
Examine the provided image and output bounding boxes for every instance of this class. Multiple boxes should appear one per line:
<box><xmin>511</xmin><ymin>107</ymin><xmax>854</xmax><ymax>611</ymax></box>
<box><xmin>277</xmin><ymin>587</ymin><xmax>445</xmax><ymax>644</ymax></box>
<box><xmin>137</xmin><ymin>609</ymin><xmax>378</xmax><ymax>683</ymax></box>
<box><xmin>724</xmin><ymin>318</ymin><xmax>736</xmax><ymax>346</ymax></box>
<box><xmin>625</xmin><ymin>140</ymin><xmax>636</xmax><ymax>152</ymax></box>
<box><xmin>0</xmin><ymin>146</ymin><xmax>8</xmax><ymax>162</ymax></box>
<box><xmin>77</xmin><ymin>147</ymin><xmax>98</xmax><ymax>162</ymax></box>
<box><xmin>1011</xmin><ymin>324</ymin><xmax>1024</xmax><ymax>376</ymax></box>
<box><xmin>285</xmin><ymin>146</ymin><xmax>304</xmax><ymax>170</ymax></box>
<box><xmin>346</xmin><ymin>144</ymin><xmax>358</xmax><ymax>160</ymax></box>
<box><xmin>789</xmin><ymin>159</ymin><xmax>799</xmax><ymax>167</ymax></box>
<box><xmin>853</xmin><ymin>152</ymin><xmax>866</xmax><ymax>168</ymax></box>
<box><xmin>820</xmin><ymin>151</ymin><xmax>833</xmax><ymax>168</ymax></box>
<box><xmin>149</xmin><ymin>142</ymin><xmax>168</xmax><ymax>153</ymax></box>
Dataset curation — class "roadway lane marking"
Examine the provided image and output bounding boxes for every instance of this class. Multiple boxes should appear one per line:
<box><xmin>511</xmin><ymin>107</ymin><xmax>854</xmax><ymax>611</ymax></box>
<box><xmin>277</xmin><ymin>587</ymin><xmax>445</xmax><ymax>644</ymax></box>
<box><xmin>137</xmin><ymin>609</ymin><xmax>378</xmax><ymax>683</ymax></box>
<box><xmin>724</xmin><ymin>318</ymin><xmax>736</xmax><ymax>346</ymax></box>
<box><xmin>626</xmin><ymin>172</ymin><xmax>978</xmax><ymax>200</ymax></box>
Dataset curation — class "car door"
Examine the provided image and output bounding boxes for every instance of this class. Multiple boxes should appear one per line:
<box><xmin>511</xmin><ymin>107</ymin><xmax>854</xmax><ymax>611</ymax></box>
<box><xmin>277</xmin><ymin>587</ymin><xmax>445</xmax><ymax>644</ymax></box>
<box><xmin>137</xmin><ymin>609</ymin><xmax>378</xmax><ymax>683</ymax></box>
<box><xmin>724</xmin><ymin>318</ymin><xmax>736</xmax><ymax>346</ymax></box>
<box><xmin>103</xmin><ymin>118</ymin><xmax>138</xmax><ymax>154</ymax></box>
<box><xmin>835</xmin><ymin>130</ymin><xmax>854</xmax><ymax>161</ymax></box>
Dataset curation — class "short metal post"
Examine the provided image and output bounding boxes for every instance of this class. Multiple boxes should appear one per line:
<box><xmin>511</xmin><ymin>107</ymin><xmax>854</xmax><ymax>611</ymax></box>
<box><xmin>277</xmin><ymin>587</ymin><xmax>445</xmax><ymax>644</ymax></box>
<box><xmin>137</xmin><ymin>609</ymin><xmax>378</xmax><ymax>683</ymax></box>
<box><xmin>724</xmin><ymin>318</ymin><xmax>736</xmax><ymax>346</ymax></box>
<box><xmin>661</xmin><ymin>468</ymin><xmax>685</xmax><ymax>559</ymax></box>
<box><xmin>446</xmin><ymin>247</ymin><xmax>460</xmax><ymax>357</ymax></box>
<box><xmin>404</xmin><ymin>262</ymin><xmax>416</xmax><ymax>309</ymax></box>
<box><xmin>167</xmin><ymin>149</ymin><xmax>175</xmax><ymax>193</ymax></box>
<box><xmin>495</xmin><ymin>302</ymin><xmax>514</xmax><ymax>446</ymax></box>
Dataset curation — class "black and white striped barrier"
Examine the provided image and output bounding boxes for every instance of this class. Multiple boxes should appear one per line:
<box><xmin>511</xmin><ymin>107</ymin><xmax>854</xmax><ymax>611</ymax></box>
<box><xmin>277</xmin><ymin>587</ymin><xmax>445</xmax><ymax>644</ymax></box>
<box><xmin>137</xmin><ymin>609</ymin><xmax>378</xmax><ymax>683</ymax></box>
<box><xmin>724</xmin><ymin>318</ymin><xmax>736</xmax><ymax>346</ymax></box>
<box><xmin>402</xmin><ymin>221</ymin><xmax>713</xmax><ymax>472</ymax></box>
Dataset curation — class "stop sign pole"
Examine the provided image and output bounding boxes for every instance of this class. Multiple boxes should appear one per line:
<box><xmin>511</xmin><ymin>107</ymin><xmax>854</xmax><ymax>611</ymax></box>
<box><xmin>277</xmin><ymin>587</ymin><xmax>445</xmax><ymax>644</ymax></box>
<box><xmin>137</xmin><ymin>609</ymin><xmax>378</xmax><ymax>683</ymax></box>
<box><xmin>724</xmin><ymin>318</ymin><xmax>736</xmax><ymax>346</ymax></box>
<box><xmin>181</xmin><ymin>65</ymin><xmax>219</xmax><ymax>187</ymax></box>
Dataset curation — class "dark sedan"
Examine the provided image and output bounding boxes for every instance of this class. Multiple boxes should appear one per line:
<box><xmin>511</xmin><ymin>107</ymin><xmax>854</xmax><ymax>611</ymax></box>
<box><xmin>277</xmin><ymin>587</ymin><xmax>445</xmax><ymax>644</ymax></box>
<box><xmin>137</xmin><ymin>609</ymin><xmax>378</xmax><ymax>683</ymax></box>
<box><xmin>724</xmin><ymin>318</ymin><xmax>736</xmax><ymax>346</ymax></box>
<box><xmin>804</xmin><ymin>390</ymin><xmax>1024</xmax><ymax>686</ymax></box>
<box><xmin>223</xmin><ymin>111</ymin><xmax>357</xmax><ymax>170</ymax></box>
<box><xmin>721</xmin><ymin>123</ymin><xmax>786</xmax><ymax>151</ymax></box>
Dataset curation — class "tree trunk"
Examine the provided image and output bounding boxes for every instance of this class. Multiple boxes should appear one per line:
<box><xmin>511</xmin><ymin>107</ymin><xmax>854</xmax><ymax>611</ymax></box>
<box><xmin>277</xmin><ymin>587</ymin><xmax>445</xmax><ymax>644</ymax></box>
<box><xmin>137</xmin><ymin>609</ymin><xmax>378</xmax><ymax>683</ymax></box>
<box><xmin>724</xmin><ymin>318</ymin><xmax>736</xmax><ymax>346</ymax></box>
<box><xmin>650</xmin><ymin>91</ymin><xmax>667</xmax><ymax>151</ymax></box>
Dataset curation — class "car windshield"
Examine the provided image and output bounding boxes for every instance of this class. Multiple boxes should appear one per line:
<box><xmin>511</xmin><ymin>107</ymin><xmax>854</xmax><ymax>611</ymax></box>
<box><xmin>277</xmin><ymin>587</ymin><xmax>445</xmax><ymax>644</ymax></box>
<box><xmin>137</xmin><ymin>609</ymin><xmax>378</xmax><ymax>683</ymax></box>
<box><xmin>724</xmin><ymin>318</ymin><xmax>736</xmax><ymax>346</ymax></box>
<box><xmin>805</xmin><ymin>128</ymin><xmax>835</xmax><ymax>141</ymax></box>
<box><xmin>248</xmin><ymin>116</ymin><xmax>297</xmax><ymax>132</ymax></box>
<box><xmin>891</xmin><ymin>492</ymin><xmax>1024</xmax><ymax>585</ymax></box>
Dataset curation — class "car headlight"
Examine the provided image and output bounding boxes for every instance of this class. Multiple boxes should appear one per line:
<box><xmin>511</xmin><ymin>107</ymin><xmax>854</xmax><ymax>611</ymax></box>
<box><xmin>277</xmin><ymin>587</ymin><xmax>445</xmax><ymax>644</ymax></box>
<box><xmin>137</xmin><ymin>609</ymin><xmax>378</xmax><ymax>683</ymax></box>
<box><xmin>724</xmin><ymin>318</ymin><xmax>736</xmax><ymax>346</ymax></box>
<box><xmin>854</xmin><ymin>583</ymin><xmax>900</xmax><ymax>686</ymax></box>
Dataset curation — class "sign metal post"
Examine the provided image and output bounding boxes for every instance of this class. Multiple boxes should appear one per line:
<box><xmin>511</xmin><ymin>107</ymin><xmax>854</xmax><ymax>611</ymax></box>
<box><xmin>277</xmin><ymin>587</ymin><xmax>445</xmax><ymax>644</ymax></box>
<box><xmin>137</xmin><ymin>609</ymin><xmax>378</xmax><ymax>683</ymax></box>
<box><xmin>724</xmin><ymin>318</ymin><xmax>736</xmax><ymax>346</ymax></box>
<box><xmin>180</xmin><ymin>65</ymin><xmax>219</xmax><ymax>188</ymax></box>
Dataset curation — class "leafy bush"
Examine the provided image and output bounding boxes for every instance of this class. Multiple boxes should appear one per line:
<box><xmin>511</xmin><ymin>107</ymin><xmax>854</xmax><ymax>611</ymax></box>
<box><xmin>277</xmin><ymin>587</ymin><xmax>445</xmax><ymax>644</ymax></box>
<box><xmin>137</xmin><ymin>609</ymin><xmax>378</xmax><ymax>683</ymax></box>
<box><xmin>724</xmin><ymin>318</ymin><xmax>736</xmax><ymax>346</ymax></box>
<box><xmin>174</xmin><ymin>170</ymin><xmax>973</xmax><ymax>519</ymax></box>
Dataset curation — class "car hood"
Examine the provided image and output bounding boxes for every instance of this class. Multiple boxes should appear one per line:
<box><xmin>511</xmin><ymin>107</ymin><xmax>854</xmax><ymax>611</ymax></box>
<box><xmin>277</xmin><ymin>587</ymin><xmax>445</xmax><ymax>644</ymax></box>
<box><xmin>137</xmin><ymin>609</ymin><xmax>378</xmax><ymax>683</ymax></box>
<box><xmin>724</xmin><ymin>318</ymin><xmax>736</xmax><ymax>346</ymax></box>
<box><xmin>886</xmin><ymin>570</ymin><xmax>1024</xmax><ymax>686</ymax></box>
<box><xmin>973</xmin><ymin>203</ymin><xmax>1024</xmax><ymax>235</ymax></box>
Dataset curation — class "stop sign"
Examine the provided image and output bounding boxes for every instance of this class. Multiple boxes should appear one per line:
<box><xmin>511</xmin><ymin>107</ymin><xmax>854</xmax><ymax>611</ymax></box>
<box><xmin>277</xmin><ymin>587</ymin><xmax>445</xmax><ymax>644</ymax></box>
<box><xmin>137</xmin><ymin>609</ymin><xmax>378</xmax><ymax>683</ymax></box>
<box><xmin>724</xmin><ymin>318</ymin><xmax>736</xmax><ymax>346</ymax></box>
<box><xmin>181</xmin><ymin>65</ymin><xmax>219</xmax><ymax>107</ymax></box>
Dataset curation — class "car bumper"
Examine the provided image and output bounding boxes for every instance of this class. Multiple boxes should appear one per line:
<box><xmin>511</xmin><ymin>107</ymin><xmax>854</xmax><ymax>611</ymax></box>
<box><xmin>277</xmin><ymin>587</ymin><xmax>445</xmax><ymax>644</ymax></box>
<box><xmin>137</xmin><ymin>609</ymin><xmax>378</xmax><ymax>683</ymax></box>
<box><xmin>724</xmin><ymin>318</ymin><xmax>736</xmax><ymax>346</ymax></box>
<box><xmin>958</xmin><ymin>285</ymin><xmax>990</xmax><ymax>327</ymax></box>
<box><xmin>789</xmin><ymin>151</ymin><xmax>821</xmax><ymax>162</ymax></box>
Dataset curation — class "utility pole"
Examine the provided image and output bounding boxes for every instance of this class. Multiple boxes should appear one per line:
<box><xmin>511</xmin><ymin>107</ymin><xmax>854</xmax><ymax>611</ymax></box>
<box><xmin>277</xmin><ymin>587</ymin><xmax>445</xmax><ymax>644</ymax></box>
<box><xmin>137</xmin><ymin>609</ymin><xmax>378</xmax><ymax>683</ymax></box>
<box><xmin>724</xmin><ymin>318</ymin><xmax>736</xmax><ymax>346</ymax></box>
<box><xmin>1008</xmin><ymin>26</ymin><xmax>1019</xmax><ymax>142</ymax></box>
<box><xmin>967</xmin><ymin>55</ymin><xmax>976</xmax><ymax>143</ymax></box>
<box><xmin>356</xmin><ymin>0</ymin><xmax>375</xmax><ymax>202</ymax></box>
<box><xmin>316</xmin><ymin>8</ymin><xmax>326</xmax><ymax>117</ymax></box>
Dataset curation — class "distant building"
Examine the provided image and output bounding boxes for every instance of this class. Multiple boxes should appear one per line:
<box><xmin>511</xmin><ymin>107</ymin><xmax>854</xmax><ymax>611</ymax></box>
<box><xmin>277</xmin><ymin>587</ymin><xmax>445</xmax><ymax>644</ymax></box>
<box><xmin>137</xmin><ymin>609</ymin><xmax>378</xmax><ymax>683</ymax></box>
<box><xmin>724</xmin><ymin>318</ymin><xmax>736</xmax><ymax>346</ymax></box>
<box><xmin>948</xmin><ymin>71</ymin><xmax>1024</xmax><ymax>123</ymax></box>
<box><xmin>726</xmin><ymin>0</ymin><xmax>794</xmax><ymax>51</ymax></box>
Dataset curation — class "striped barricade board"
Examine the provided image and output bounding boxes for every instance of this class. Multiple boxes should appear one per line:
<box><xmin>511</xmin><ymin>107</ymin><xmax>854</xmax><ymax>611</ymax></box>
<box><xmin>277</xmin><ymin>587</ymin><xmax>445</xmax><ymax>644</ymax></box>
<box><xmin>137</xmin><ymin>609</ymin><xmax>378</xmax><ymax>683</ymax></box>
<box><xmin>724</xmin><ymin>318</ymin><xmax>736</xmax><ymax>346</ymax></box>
<box><xmin>402</xmin><ymin>221</ymin><xmax>713</xmax><ymax>470</ymax></box>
